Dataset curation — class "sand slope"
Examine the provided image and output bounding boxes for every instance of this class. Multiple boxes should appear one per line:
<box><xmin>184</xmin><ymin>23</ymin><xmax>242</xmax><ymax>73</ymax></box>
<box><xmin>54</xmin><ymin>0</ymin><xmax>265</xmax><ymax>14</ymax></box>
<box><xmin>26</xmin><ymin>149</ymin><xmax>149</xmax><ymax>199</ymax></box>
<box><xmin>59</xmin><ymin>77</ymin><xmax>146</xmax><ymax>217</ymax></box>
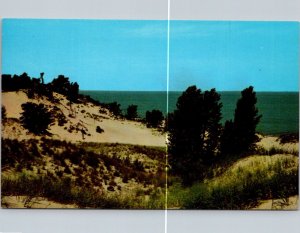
<box><xmin>2</xmin><ymin>91</ymin><xmax>166</xmax><ymax>147</ymax></box>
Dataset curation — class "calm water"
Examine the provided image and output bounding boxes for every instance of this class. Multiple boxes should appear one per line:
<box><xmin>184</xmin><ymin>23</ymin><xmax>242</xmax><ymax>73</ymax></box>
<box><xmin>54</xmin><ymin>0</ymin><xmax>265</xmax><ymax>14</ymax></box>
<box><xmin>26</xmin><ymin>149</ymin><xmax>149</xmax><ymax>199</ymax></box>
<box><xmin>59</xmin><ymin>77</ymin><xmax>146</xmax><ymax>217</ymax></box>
<box><xmin>80</xmin><ymin>90</ymin><xmax>299</xmax><ymax>135</ymax></box>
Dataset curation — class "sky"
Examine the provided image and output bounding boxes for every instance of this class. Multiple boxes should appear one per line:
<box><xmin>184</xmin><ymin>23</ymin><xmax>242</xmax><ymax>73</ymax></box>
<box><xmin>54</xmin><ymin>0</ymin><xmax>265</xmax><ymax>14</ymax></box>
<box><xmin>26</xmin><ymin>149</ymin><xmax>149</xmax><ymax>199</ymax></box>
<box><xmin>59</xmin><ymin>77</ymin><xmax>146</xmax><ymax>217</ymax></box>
<box><xmin>2</xmin><ymin>19</ymin><xmax>299</xmax><ymax>91</ymax></box>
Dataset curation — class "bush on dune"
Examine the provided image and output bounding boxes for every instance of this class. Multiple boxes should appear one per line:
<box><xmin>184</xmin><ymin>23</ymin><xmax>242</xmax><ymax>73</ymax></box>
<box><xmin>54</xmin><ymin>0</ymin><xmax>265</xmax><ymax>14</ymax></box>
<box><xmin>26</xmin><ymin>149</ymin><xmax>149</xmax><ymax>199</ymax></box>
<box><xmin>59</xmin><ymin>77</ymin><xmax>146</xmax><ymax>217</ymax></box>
<box><xmin>2</xmin><ymin>105</ymin><xmax>7</xmax><ymax>121</ymax></box>
<box><xmin>168</xmin><ymin>86</ymin><xmax>222</xmax><ymax>185</ymax></box>
<box><xmin>220</xmin><ymin>86</ymin><xmax>262</xmax><ymax>155</ymax></box>
<box><xmin>169</xmin><ymin>155</ymin><xmax>298</xmax><ymax>209</ymax></box>
<box><xmin>126</xmin><ymin>105</ymin><xmax>138</xmax><ymax>120</ymax></box>
<box><xmin>20</xmin><ymin>102</ymin><xmax>54</xmax><ymax>135</ymax></box>
<box><xmin>1</xmin><ymin>173</ymin><xmax>131</xmax><ymax>208</ymax></box>
<box><xmin>145</xmin><ymin>109</ymin><xmax>164</xmax><ymax>128</ymax></box>
<box><xmin>1</xmin><ymin>172</ymin><xmax>165</xmax><ymax>209</ymax></box>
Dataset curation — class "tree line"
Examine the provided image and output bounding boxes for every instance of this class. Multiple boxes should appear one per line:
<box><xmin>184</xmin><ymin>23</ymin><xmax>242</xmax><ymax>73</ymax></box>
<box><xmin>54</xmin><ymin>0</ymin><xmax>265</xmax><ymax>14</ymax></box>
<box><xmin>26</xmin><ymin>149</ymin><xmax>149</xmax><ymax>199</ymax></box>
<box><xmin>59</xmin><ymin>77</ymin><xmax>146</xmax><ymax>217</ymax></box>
<box><xmin>2</xmin><ymin>72</ymin><xmax>79</xmax><ymax>102</ymax></box>
<box><xmin>2</xmin><ymin>73</ymin><xmax>165</xmax><ymax>134</ymax></box>
<box><xmin>167</xmin><ymin>85</ymin><xmax>262</xmax><ymax>185</ymax></box>
<box><xmin>101</xmin><ymin>102</ymin><xmax>164</xmax><ymax>128</ymax></box>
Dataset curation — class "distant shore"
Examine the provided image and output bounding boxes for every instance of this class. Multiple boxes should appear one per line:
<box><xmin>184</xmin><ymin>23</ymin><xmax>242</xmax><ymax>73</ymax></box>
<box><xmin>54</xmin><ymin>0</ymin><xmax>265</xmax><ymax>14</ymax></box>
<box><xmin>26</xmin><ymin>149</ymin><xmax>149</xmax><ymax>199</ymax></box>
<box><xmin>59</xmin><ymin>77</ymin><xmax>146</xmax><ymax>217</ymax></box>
<box><xmin>80</xmin><ymin>90</ymin><xmax>299</xmax><ymax>135</ymax></box>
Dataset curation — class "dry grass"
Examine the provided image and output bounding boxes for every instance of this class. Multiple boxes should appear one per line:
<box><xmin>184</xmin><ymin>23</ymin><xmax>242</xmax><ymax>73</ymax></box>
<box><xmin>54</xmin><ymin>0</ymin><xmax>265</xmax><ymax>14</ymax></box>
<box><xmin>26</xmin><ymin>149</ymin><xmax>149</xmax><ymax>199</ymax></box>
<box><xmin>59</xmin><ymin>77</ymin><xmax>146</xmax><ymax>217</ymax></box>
<box><xmin>168</xmin><ymin>154</ymin><xmax>298</xmax><ymax>209</ymax></box>
<box><xmin>1</xmin><ymin>138</ymin><xmax>166</xmax><ymax>209</ymax></box>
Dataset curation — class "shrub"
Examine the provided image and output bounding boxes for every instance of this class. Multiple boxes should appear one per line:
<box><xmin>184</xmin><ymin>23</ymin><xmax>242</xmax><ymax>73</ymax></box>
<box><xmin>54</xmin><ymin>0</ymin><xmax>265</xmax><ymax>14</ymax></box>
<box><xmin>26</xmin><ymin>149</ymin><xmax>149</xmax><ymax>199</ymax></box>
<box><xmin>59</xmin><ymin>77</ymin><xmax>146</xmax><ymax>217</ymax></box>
<box><xmin>220</xmin><ymin>86</ymin><xmax>262</xmax><ymax>155</ymax></box>
<box><xmin>57</xmin><ymin>113</ymin><xmax>67</xmax><ymax>126</ymax></box>
<box><xmin>84</xmin><ymin>152</ymin><xmax>99</xmax><ymax>168</ymax></box>
<box><xmin>96</xmin><ymin>126</ymin><xmax>104</xmax><ymax>134</ymax></box>
<box><xmin>182</xmin><ymin>155</ymin><xmax>298</xmax><ymax>209</ymax></box>
<box><xmin>2</xmin><ymin>105</ymin><xmax>7</xmax><ymax>120</ymax></box>
<box><xmin>126</xmin><ymin>105</ymin><xmax>138</xmax><ymax>120</ymax></box>
<box><xmin>168</xmin><ymin>86</ymin><xmax>222</xmax><ymax>185</ymax></box>
<box><xmin>20</xmin><ymin>103</ymin><xmax>54</xmax><ymax>135</ymax></box>
<box><xmin>278</xmin><ymin>133</ymin><xmax>299</xmax><ymax>144</ymax></box>
<box><xmin>103</xmin><ymin>102</ymin><xmax>122</xmax><ymax>117</ymax></box>
<box><xmin>1</xmin><ymin>174</ymin><xmax>133</xmax><ymax>208</ymax></box>
<box><xmin>145</xmin><ymin>109</ymin><xmax>164</xmax><ymax>128</ymax></box>
<box><xmin>133</xmin><ymin>159</ymin><xmax>144</xmax><ymax>171</ymax></box>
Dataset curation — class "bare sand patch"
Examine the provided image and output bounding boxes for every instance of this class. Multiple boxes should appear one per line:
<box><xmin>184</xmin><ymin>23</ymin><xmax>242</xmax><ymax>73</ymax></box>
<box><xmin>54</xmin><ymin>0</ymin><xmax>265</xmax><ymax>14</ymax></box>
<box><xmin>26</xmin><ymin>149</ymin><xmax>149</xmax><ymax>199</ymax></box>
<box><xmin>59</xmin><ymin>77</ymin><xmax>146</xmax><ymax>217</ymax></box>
<box><xmin>1</xmin><ymin>196</ymin><xmax>78</xmax><ymax>208</ymax></box>
<box><xmin>2</xmin><ymin>91</ymin><xmax>166</xmax><ymax>147</ymax></box>
<box><xmin>257</xmin><ymin>135</ymin><xmax>298</xmax><ymax>153</ymax></box>
<box><xmin>252</xmin><ymin>196</ymin><xmax>298</xmax><ymax>210</ymax></box>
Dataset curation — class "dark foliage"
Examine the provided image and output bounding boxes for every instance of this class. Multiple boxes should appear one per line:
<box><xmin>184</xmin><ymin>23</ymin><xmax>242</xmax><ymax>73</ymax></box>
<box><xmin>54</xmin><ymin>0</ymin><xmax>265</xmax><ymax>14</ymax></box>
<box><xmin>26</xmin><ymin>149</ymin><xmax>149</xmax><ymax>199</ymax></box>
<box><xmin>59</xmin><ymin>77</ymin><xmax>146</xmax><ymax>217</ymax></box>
<box><xmin>20</xmin><ymin>102</ymin><xmax>54</xmax><ymax>135</ymax></box>
<box><xmin>2</xmin><ymin>105</ymin><xmax>7</xmax><ymax>120</ymax></box>
<box><xmin>2</xmin><ymin>73</ymin><xmax>32</xmax><ymax>92</ymax></box>
<box><xmin>50</xmin><ymin>75</ymin><xmax>79</xmax><ymax>102</ymax></box>
<box><xmin>133</xmin><ymin>159</ymin><xmax>144</xmax><ymax>171</ymax></box>
<box><xmin>126</xmin><ymin>105</ymin><xmax>138</xmax><ymax>120</ymax></box>
<box><xmin>2</xmin><ymin>73</ymin><xmax>81</xmax><ymax>102</ymax></box>
<box><xmin>2</xmin><ymin>139</ymin><xmax>40</xmax><ymax>168</ymax></box>
<box><xmin>79</xmin><ymin>94</ymin><xmax>101</xmax><ymax>106</ymax></box>
<box><xmin>277</xmin><ymin>133</ymin><xmax>299</xmax><ymax>144</ymax></box>
<box><xmin>220</xmin><ymin>86</ymin><xmax>262</xmax><ymax>155</ymax></box>
<box><xmin>1</xmin><ymin>175</ymin><xmax>132</xmax><ymax>208</ymax></box>
<box><xmin>96</xmin><ymin>126</ymin><xmax>104</xmax><ymax>134</ymax></box>
<box><xmin>145</xmin><ymin>109</ymin><xmax>164</xmax><ymax>128</ymax></box>
<box><xmin>184</xmin><ymin>166</ymin><xmax>298</xmax><ymax>210</ymax></box>
<box><xmin>168</xmin><ymin>86</ymin><xmax>222</xmax><ymax>185</ymax></box>
<box><xmin>101</xmin><ymin>102</ymin><xmax>122</xmax><ymax>117</ymax></box>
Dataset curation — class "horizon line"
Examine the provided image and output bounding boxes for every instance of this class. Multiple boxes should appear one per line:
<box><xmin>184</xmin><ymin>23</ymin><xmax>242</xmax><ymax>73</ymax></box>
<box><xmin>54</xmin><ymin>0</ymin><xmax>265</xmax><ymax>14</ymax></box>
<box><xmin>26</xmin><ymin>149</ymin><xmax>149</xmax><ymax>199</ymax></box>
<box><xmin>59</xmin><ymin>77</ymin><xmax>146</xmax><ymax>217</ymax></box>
<box><xmin>80</xmin><ymin>89</ymin><xmax>299</xmax><ymax>93</ymax></box>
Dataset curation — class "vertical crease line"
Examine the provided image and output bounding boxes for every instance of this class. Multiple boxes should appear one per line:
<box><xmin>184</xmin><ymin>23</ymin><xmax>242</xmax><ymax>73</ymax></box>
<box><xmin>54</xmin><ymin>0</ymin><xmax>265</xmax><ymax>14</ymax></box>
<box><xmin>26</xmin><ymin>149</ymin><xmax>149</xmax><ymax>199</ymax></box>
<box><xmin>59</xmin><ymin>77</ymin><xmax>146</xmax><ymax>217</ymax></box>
<box><xmin>165</xmin><ymin>0</ymin><xmax>171</xmax><ymax>233</ymax></box>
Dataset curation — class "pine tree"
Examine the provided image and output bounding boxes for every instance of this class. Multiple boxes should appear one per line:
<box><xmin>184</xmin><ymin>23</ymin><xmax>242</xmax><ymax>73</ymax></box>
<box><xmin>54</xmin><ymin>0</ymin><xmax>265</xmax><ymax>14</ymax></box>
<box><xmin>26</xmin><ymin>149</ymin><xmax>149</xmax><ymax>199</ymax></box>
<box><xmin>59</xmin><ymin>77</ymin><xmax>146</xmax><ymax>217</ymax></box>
<box><xmin>145</xmin><ymin>109</ymin><xmax>164</xmax><ymax>128</ymax></box>
<box><xmin>126</xmin><ymin>105</ymin><xmax>138</xmax><ymax>120</ymax></box>
<box><xmin>20</xmin><ymin>103</ymin><xmax>54</xmax><ymax>135</ymax></box>
<box><xmin>220</xmin><ymin>86</ymin><xmax>262</xmax><ymax>155</ymax></box>
<box><xmin>168</xmin><ymin>86</ymin><xmax>222</xmax><ymax>185</ymax></box>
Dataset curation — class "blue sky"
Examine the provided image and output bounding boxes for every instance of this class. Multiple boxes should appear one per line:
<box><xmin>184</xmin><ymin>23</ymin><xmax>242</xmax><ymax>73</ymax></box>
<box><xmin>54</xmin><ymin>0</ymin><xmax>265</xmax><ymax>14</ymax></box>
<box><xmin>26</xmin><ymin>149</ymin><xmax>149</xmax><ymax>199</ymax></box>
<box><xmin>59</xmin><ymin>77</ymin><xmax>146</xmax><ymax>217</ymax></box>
<box><xmin>2</xmin><ymin>19</ymin><xmax>299</xmax><ymax>91</ymax></box>
<box><xmin>170</xmin><ymin>21</ymin><xmax>299</xmax><ymax>91</ymax></box>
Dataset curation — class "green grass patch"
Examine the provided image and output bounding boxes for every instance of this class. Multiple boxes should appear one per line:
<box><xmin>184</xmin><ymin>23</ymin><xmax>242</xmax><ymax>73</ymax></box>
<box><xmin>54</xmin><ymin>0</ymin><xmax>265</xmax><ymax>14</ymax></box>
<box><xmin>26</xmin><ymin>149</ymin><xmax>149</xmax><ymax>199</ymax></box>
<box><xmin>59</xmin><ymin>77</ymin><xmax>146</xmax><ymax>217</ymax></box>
<box><xmin>1</xmin><ymin>172</ymin><xmax>165</xmax><ymax>209</ymax></box>
<box><xmin>168</xmin><ymin>154</ymin><xmax>298</xmax><ymax>209</ymax></box>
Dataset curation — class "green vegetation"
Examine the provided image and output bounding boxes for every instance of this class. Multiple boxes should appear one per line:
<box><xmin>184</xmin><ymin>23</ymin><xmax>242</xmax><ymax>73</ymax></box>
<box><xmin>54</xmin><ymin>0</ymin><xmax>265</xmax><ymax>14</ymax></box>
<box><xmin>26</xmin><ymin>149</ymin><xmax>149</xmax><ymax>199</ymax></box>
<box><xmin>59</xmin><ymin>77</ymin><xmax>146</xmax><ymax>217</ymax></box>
<box><xmin>126</xmin><ymin>104</ymin><xmax>138</xmax><ymax>120</ymax></box>
<box><xmin>1</xmin><ymin>138</ymin><xmax>166</xmax><ymax>209</ymax></box>
<box><xmin>220</xmin><ymin>86</ymin><xmax>262</xmax><ymax>155</ymax></box>
<box><xmin>2</xmin><ymin>73</ymin><xmax>79</xmax><ymax>102</ymax></box>
<box><xmin>145</xmin><ymin>109</ymin><xmax>164</xmax><ymax>128</ymax></box>
<box><xmin>167</xmin><ymin>85</ymin><xmax>264</xmax><ymax>186</ymax></box>
<box><xmin>51</xmin><ymin>75</ymin><xmax>79</xmax><ymax>102</ymax></box>
<box><xmin>2</xmin><ymin>73</ymin><xmax>297</xmax><ymax>209</ymax></box>
<box><xmin>167</xmin><ymin>86</ymin><xmax>222</xmax><ymax>185</ymax></box>
<box><xmin>96</xmin><ymin>126</ymin><xmax>104</xmax><ymax>134</ymax></box>
<box><xmin>165</xmin><ymin>85</ymin><xmax>298</xmax><ymax>209</ymax></box>
<box><xmin>168</xmin><ymin>154</ymin><xmax>298</xmax><ymax>209</ymax></box>
<box><xmin>20</xmin><ymin>103</ymin><xmax>54</xmax><ymax>135</ymax></box>
<box><xmin>101</xmin><ymin>102</ymin><xmax>122</xmax><ymax>117</ymax></box>
<box><xmin>1</xmin><ymin>173</ymin><xmax>162</xmax><ymax>209</ymax></box>
<box><xmin>2</xmin><ymin>105</ymin><xmax>7</xmax><ymax>121</ymax></box>
<box><xmin>278</xmin><ymin>133</ymin><xmax>299</xmax><ymax>144</ymax></box>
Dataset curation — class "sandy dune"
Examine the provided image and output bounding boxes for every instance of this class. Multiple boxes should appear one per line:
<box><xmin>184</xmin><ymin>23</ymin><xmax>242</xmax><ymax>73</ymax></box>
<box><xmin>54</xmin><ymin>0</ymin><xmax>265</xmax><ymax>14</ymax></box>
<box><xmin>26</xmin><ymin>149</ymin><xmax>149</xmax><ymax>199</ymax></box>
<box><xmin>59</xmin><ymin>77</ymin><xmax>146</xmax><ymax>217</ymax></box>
<box><xmin>2</xmin><ymin>91</ymin><xmax>166</xmax><ymax>147</ymax></box>
<box><xmin>2</xmin><ymin>196</ymin><xmax>77</xmax><ymax>208</ymax></box>
<box><xmin>257</xmin><ymin>135</ymin><xmax>299</xmax><ymax>153</ymax></box>
<box><xmin>252</xmin><ymin>196</ymin><xmax>298</xmax><ymax>210</ymax></box>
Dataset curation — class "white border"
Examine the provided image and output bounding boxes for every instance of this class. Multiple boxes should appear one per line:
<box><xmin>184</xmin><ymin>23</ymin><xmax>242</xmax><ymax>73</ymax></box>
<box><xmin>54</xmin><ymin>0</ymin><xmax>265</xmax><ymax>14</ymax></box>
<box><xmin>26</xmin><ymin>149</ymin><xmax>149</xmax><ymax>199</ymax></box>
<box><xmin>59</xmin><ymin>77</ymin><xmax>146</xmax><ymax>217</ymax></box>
<box><xmin>0</xmin><ymin>1</ymin><xmax>299</xmax><ymax>233</ymax></box>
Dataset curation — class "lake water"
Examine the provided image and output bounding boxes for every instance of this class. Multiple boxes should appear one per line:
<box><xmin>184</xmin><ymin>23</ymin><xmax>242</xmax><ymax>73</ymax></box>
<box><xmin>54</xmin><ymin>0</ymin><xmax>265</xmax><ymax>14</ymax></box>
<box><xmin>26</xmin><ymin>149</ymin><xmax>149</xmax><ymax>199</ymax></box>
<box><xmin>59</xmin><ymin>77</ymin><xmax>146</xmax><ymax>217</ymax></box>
<box><xmin>80</xmin><ymin>90</ymin><xmax>299</xmax><ymax>135</ymax></box>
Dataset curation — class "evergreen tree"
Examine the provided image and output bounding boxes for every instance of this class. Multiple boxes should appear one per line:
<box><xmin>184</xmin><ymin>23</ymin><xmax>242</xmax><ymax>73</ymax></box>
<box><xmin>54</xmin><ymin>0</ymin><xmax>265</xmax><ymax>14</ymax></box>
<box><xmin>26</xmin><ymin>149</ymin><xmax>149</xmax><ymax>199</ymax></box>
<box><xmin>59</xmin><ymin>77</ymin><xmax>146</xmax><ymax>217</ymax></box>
<box><xmin>50</xmin><ymin>75</ymin><xmax>71</xmax><ymax>96</ymax></box>
<box><xmin>105</xmin><ymin>102</ymin><xmax>122</xmax><ymax>117</ymax></box>
<box><xmin>68</xmin><ymin>82</ymin><xmax>79</xmax><ymax>102</ymax></box>
<box><xmin>168</xmin><ymin>86</ymin><xmax>222</xmax><ymax>185</ymax></box>
<box><xmin>220</xmin><ymin>86</ymin><xmax>262</xmax><ymax>155</ymax></box>
<box><xmin>126</xmin><ymin>105</ymin><xmax>138</xmax><ymax>120</ymax></box>
<box><xmin>203</xmin><ymin>89</ymin><xmax>223</xmax><ymax>161</ymax></box>
<box><xmin>145</xmin><ymin>109</ymin><xmax>164</xmax><ymax>128</ymax></box>
<box><xmin>20</xmin><ymin>103</ymin><xmax>54</xmax><ymax>135</ymax></box>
